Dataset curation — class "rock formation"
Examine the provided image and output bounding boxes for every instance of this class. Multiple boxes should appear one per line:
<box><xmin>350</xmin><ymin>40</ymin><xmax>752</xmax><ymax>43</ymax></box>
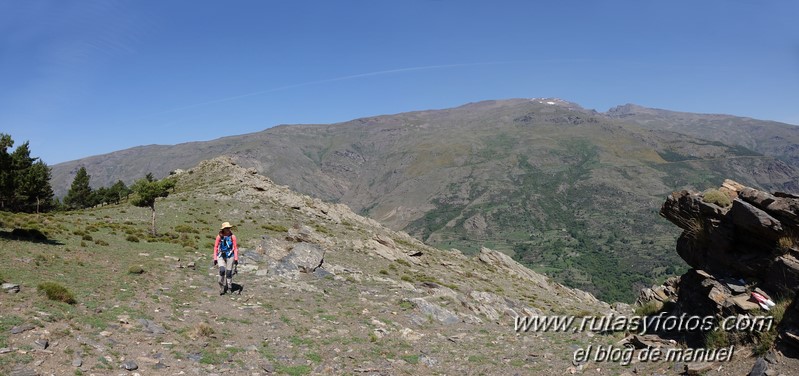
<box><xmin>655</xmin><ymin>179</ymin><xmax>799</xmax><ymax>348</ymax></box>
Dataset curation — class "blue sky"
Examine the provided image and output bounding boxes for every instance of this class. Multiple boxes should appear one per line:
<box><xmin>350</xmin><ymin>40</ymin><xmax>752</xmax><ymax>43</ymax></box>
<box><xmin>2</xmin><ymin>1</ymin><xmax>798</xmax><ymax>165</ymax></box>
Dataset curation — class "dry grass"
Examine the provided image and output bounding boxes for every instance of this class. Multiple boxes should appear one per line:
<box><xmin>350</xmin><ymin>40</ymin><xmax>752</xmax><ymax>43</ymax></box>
<box><xmin>189</xmin><ymin>322</ymin><xmax>215</xmax><ymax>339</ymax></box>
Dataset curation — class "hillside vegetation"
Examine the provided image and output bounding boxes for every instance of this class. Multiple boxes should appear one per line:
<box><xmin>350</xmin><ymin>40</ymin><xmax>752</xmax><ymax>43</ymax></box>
<box><xmin>2</xmin><ymin>156</ymin><xmax>639</xmax><ymax>375</ymax></box>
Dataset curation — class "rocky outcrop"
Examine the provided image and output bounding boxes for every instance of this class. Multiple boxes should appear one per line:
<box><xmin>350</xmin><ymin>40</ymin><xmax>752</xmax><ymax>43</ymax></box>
<box><xmin>657</xmin><ymin>179</ymin><xmax>799</xmax><ymax>349</ymax></box>
<box><xmin>660</xmin><ymin>180</ymin><xmax>799</xmax><ymax>298</ymax></box>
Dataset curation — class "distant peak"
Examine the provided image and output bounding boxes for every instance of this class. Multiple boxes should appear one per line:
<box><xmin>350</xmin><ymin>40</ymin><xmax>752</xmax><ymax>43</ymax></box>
<box><xmin>530</xmin><ymin>97</ymin><xmax>583</xmax><ymax>109</ymax></box>
<box><xmin>607</xmin><ymin>103</ymin><xmax>649</xmax><ymax>113</ymax></box>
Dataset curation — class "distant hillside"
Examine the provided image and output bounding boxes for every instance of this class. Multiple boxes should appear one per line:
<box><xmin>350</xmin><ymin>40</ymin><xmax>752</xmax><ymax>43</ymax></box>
<box><xmin>607</xmin><ymin>103</ymin><xmax>799</xmax><ymax>166</ymax></box>
<box><xmin>50</xmin><ymin>99</ymin><xmax>799</xmax><ymax>302</ymax></box>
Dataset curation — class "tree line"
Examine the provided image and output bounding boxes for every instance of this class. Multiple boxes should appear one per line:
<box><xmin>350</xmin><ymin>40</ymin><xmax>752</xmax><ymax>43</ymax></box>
<box><xmin>0</xmin><ymin>134</ymin><xmax>54</xmax><ymax>212</ymax></box>
<box><xmin>62</xmin><ymin>166</ymin><xmax>133</xmax><ymax>210</ymax></box>
<box><xmin>1</xmin><ymin>133</ymin><xmax>174</xmax><ymax>234</ymax></box>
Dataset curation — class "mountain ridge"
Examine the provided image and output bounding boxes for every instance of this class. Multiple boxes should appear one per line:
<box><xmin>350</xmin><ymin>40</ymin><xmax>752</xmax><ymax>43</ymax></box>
<box><xmin>49</xmin><ymin>99</ymin><xmax>799</xmax><ymax>301</ymax></box>
<box><xmin>3</xmin><ymin>155</ymin><xmax>639</xmax><ymax>375</ymax></box>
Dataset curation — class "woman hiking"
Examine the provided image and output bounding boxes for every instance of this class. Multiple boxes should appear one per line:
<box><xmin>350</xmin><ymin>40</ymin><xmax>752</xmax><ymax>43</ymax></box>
<box><xmin>213</xmin><ymin>222</ymin><xmax>239</xmax><ymax>295</ymax></box>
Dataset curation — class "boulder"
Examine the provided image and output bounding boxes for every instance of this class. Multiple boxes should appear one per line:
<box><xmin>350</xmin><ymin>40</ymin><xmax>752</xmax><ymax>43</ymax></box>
<box><xmin>728</xmin><ymin>199</ymin><xmax>784</xmax><ymax>242</ymax></box>
<box><xmin>739</xmin><ymin>187</ymin><xmax>778</xmax><ymax>208</ymax></box>
<box><xmin>283</xmin><ymin>243</ymin><xmax>324</xmax><ymax>273</ymax></box>
<box><xmin>268</xmin><ymin>259</ymin><xmax>300</xmax><ymax>279</ymax></box>
<box><xmin>267</xmin><ymin>242</ymin><xmax>325</xmax><ymax>278</ymax></box>
<box><xmin>409</xmin><ymin>298</ymin><xmax>460</xmax><ymax>325</ymax></box>
<box><xmin>764</xmin><ymin>253</ymin><xmax>799</xmax><ymax>298</ymax></box>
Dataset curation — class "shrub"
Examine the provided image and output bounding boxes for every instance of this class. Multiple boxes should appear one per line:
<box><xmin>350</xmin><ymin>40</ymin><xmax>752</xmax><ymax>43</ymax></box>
<box><xmin>126</xmin><ymin>235</ymin><xmax>140</xmax><ymax>243</ymax></box>
<box><xmin>262</xmin><ymin>223</ymin><xmax>289</xmax><ymax>233</ymax></box>
<box><xmin>753</xmin><ymin>329</ymin><xmax>777</xmax><ymax>356</ymax></box>
<box><xmin>94</xmin><ymin>239</ymin><xmax>109</xmax><ymax>246</ymax></box>
<box><xmin>174</xmin><ymin>225</ymin><xmax>199</xmax><ymax>234</ymax></box>
<box><xmin>190</xmin><ymin>322</ymin><xmax>215</xmax><ymax>339</ymax></box>
<box><xmin>703</xmin><ymin>328</ymin><xmax>730</xmax><ymax>348</ymax></box>
<box><xmin>634</xmin><ymin>300</ymin><xmax>663</xmax><ymax>316</ymax></box>
<box><xmin>397</xmin><ymin>299</ymin><xmax>416</xmax><ymax>310</ymax></box>
<box><xmin>128</xmin><ymin>266</ymin><xmax>145</xmax><ymax>274</ymax></box>
<box><xmin>702</xmin><ymin>189</ymin><xmax>732</xmax><ymax>207</ymax></box>
<box><xmin>37</xmin><ymin>282</ymin><xmax>77</xmax><ymax>304</ymax></box>
<box><xmin>778</xmin><ymin>236</ymin><xmax>795</xmax><ymax>250</ymax></box>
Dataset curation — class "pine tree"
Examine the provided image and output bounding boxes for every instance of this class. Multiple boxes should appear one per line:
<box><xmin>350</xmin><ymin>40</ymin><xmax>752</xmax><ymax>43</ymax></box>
<box><xmin>0</xmin><ymin>134</ymin><xmax>54</xmax><ymax>212</ymax></box>
<box><xmin>17</xmin><ymin>160</ymin><xmax>54</xmax><ymax>213</ymax></box>
<box><xmin>0</xmin><ymin>134</ymin><xmax>13</xmax><ymax>209</ymax></box>
<box><xmin>131</xmin><ymin>176</ymin><xmax>175</xmax><ymax>235</ymax></box>
<box><xmin>64</xmin><ymin>167</ymin><xmax>93</xmax><ymax>210</ymax></box>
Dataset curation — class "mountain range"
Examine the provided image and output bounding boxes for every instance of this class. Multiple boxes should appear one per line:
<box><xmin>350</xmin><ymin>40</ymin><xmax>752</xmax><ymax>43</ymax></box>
<box><xmin>50</xmin><ymin>98</ymin><xmax>799</xmax><ymax>302</ymax></box>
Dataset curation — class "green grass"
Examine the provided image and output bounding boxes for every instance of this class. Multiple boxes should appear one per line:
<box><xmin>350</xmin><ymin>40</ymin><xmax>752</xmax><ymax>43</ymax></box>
<box><xmin>276</xmin><ymin>364</ymin><xmax>311</xmax><ymax>376</ymax></box>
<box><xmin>262</xmin><ymin>223</ymin><xmax>289</xmax><ymax>233</ymax></box>
<box><xmin>307</xmin><ymin>352</ymin><xmax>322</xmax><ymax>363</ymax></box>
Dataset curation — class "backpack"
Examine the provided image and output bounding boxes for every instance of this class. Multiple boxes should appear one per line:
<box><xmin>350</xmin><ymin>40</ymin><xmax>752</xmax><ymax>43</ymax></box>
<box><xmin>218</xmin><ymin>235</ymin><xmax>234</xmax><ymax>258</ymax></box>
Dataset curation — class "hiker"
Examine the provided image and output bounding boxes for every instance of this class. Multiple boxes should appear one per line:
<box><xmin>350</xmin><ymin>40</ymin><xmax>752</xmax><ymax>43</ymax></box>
<box><xmin>213</xmin><ymin>222</ymin><xmax>239</xmax><ymax>295</ymax></box>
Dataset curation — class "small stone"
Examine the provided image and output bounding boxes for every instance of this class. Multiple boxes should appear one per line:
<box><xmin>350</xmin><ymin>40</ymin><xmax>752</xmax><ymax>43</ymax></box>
<box><xmin>99</xmin><ymin>331</ymin><xmax>112</xmax><ymax>337</ymax></box>
<box><xmin>749</xmin><ymin>357</ymin><xmax>768</xmax><ymax>376</ymax></box>
<box><xmin>10</xmin><ymin>324</ymin><xmax>35</xmax><ymax>334</ymax></box>
<box><xmin>685</xmin><ymin>362</ymin><xmax>714</xmax><ymax>375</ymax></box>
<box><xmin>187</xmin><ymin>352</ymin><xmax>202</xmax><ymax>362</ymax></box>
<box><xmin>121</xmin><ymin>360</ymin><xmax>138</xmax><ymax>370</ymax></box>
<box><xmin>33</xmin><ymin>338</ymin><xmax>48</xmax><ymax>349</ymax></box>
<box><xmin>2</xmin><ymin>283</ymin><xmax>20</xmax><ymax>293</ymax></box>
<box><xmin>765</xmin><ymin>350</ymin><xmax>778</xmax><ymax>364</ymax></box>
<box><xmin>262</xmin><ymin>363</ymin><xmax>276</xmax><ymax>373</ymax></box>
<box><xmin>72</xmin><ymin>358</ymin><xmax>83</xmax><ymax>367</ymax></box>
<box><xmin>420</xmin><ymin>354</ymin><xmax>438</xmax><ymax>367</ymax></box>
<box><xmin>136</xmin><ymin>356</ymin><xmax>160</xmax><ymax>364</ymax></box>
<box><xmin>9</xmin><ymin>366</ymin><xmax>38</xmax><ymax>376</ymax></box>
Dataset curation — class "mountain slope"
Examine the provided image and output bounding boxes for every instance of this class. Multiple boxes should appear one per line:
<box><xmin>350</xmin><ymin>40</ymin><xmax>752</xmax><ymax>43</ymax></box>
<box><xmin>607</xmin><ymin>104</ymin><xmax>799</xmax><ymax>166</ymax></box>
<box><xmin>1</xmin><ymin>156</ymin><xmax>633</xmax><ymax>375</ymax></box>
<box><xmin>50</xmin><ymin>99</ymin><xmax>799</xmax><ymax>302</ymax></box>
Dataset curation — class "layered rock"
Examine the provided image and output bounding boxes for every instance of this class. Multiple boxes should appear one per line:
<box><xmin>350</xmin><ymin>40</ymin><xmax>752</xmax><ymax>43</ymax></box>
<box><xmin>660</xmin><ymin>180</ymin><xmax>799</xmax><ymax>299</ymax></box>
<box><xmin>657</xmin><ymin>179</ymin><xmax>799</xmax><ymax>348</ymax></box>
